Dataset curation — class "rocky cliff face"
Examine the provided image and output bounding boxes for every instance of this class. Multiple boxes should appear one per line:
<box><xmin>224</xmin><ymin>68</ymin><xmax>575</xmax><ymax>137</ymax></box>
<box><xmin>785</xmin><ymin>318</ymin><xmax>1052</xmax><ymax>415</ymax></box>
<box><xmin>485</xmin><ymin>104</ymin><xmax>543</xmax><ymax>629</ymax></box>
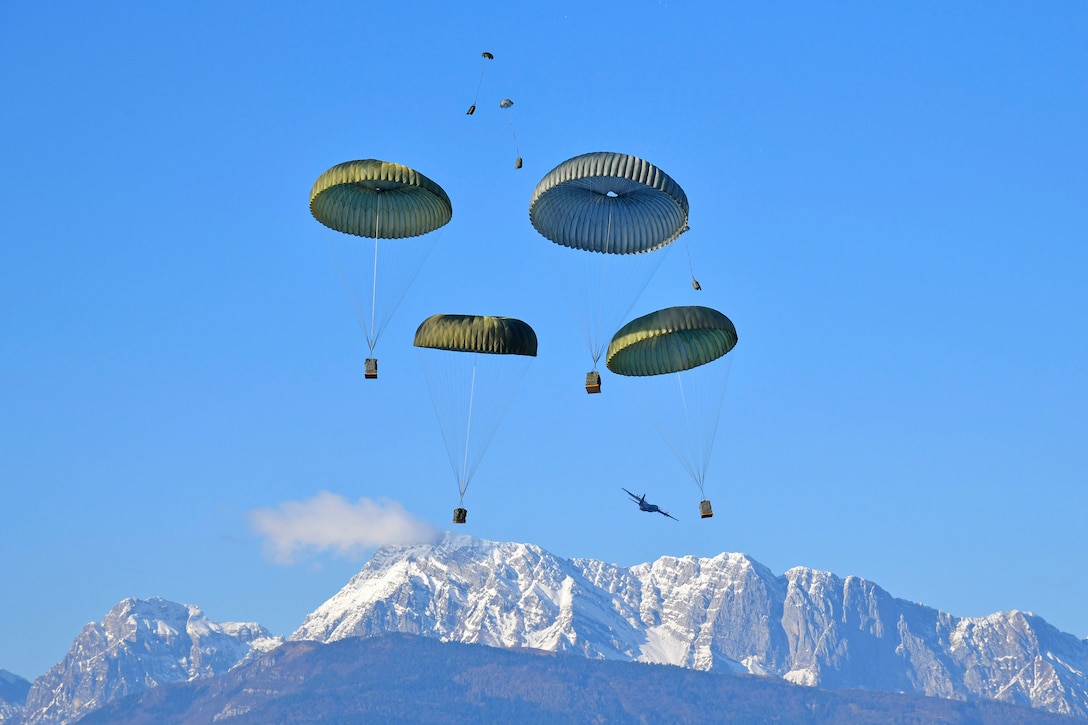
<box><xmin>292</xmin><ymin>534</ymin><xmax>1088</xmax><ymax>718</ymax></box>
<box><xmin>20</xmin><ymin>597</ymin><xmax>282</xmax><ymax>725</ymax></box>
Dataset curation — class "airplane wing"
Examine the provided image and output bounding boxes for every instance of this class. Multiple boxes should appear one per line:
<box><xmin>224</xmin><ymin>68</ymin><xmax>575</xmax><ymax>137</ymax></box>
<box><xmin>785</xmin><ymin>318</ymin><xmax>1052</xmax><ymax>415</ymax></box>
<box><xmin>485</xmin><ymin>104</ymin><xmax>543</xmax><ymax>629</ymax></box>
<box><xmin>621</xmin><ymin>487</ymin><xmax>641</xmax><ymax>503</ymax></box>
<box><xmin>658</xmin><ymin>509</ymin><xmax>679</xmax><ymax>521</ymax></box>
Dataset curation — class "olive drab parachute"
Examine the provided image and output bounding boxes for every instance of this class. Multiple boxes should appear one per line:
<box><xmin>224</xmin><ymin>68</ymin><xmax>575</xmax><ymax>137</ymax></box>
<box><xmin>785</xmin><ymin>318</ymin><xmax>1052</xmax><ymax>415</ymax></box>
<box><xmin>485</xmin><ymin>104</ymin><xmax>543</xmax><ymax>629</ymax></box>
<box><xmin>414</xmin><ymin>314</ymin><xmax>537</xmax><ymax>523</ymax></box>
<box><xmin>529</xmin><ymin>151</ymin><xmax>689</xmax><ymax>391</ymax></box>
<box><xmin>606</xmin><ymin>306</ymin><xmax>737</xmax><ymax>518</ymax></box>
<box><xmin>606</xmin><ymin>306</ymin><xmax>736</xmax><ymax>377</ymax></box>
<box><xmin>310</xmin><ymin>159</ymin><xmax>452</xmax><ymax>378</ymax></box>
<box><xmin>466</xmin><ymin>52</ymin><xmax>494</xmax><ymax>115</ymax></box>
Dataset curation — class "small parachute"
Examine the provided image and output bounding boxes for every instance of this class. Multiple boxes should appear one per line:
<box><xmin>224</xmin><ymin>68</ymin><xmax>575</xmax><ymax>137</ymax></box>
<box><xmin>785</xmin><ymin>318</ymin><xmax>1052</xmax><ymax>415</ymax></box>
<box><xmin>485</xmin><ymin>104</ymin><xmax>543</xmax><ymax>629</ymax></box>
<box><xmin>467</xmin><ymin>52</ymin><xmax>494</xmax><ymax>115</ymax></box>
<box><xmin>414</xmin><ymin>314</ymin><xmax>537</xmax><ymax>522</ymax></box>
<box><xmin>500</xmin><ymin>98</ymin><xmax>522</xmax><ymax>168</ymax></box>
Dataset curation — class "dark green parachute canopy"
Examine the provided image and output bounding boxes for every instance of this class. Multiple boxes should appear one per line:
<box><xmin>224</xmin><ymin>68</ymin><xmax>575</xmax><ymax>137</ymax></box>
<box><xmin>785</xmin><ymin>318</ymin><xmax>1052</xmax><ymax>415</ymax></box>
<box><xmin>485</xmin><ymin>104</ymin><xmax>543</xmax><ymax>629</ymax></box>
<box><xmin>310</xmin><ymin>159</ymin><xmax>452</xmax><ymax>239</ymax></box>
<box><xmin>607</xmin><ymin>306</ymin><xmax>737</xmax><ymax>376</ymax></box>
<box><xmin>529</xmin><ymin>152</ymin><xmax>689</xmax><ymax>255</ymax></box>
<box><xmin>414</xmin><ymin>314</ymin><xmax>538</xmax><ymax>356</ymax></box>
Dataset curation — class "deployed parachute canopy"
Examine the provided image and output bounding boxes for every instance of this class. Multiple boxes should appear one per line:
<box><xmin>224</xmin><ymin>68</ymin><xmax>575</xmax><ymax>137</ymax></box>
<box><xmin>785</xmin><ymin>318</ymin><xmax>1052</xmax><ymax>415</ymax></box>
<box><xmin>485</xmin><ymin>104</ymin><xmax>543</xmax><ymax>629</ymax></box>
<box><xmin>530</xmin><ymin>151</ymin><xmax>689</xmax><ymax>254</ymax></box>
<box><xmin>414</xmin><ymin>314</ymin><xmax>537</xmax><ymax>523</ymax></box>
<box><xmin>529</xmin><ymin>152</ymin><xmax>689</xmax><ymax>388</ymax></box>
<box><xmin>310</xmin><ymin>159</ymin><xmax>452</xmax><ymax>377</ymax></box>
<box><xmin>606</xmin><ymin>305</ymin><xmax>736</xmax><ymax>377</ymax></box>
<box><xmin>310</xmin><ymin>159</ymin><xmax>452</xmax><ymax>239</ymax></box>
<box><xmin>499</xmin><ymin>98</ymin><xmax>522</xmax><ymax>168</ymax></box>
<box><xmin>414</xmin><ymin>314</ymin><xmax>538</xmax><ymax>356</ymax></box>
<box><xmin>466</xmin><ymin>52</ymin><xmax>494</xmax><ymax>115</ymax></box>
<box><xmin>607</xmin><ymin>306</ymin><xmax>737</xmax><ymax>517</ymax></box>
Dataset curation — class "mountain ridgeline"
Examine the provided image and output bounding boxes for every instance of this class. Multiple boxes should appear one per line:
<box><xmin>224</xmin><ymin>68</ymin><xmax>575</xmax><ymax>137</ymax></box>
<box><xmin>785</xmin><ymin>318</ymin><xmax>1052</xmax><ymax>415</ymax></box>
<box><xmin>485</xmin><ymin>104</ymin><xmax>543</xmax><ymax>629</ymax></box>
<box><xmin>292</xmin><ymin>535</ymin><xmax>1088</xmax><ymax>718</ymax></box>
<box><xmin>0</xmin><ymin>671</ymin><xmax>30</xmax><ymax>723</ymax></box>
<box><xmin>6</xmin><ymin>535</ymin><xmax>1088</xmax><ymax>723</ymax></box>
<box><xmin>77</xmin><ymin>634</ymin><xmax>1086</xmax><ymax>725</ymax></box>
<box><xmin>17</xmin><ymin>598</ymin><xmax>281</xmax><ymax>725</ymax></box>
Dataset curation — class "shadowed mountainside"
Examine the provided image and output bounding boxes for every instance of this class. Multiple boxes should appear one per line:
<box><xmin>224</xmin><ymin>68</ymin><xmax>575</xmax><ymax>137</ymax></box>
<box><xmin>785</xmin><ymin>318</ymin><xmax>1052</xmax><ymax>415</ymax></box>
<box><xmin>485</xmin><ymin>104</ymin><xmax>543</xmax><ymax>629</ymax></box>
<box><xmin>76</xmin><ymin>634</ymin><xmax>1088</xmax><ymax>725</ymax></box>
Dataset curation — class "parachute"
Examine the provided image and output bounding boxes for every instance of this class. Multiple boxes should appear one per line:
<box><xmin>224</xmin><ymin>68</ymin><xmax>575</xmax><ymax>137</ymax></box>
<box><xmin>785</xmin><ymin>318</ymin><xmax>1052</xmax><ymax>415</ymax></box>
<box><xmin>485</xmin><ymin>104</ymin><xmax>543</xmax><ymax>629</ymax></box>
<box><xmin>529</xmin><ymin>151</ymin><xmax>689</xmax><ymax>391</ymax></box>
<box><xmin>414</xmin><ymin>314</ymin><xmax>537</xmax><ymax>523</ymax></box>
<box><xmin>499</xmin><ymin>99</ymin><xmax>522</xmax><ymax>168</ymax></box>
<box><xmin>466</xmin><ymin>52</ymin><xmax>494</xmax><ymax>115</ymax></box>
<box><xmin>606</xmin><ymin>305</ymin><xmax>737</xmax><ymax>518</ymax></box>
<box><xmin>310</xmin><ymin>159</ymin><xmax>452</xmax><ymax>378</ymax></box>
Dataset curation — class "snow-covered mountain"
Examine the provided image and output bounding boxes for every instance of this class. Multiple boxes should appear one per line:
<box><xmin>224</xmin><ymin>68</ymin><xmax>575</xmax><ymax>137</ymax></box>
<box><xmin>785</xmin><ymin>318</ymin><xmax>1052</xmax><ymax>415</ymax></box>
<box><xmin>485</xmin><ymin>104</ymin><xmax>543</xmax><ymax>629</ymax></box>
<box><xmin>0</xmin><ymin>670</ymin><xmax>30</xmax><ymax>723</ymax></box>
<box><xmin>20</xmin><ymin>597</ymin><xmax>282</xmax><ymax>725</ymax></box>
<box><xmin>292</xmin><ymin>534</ymin><xmax>1088</xmax><ymax>718</ymax></box>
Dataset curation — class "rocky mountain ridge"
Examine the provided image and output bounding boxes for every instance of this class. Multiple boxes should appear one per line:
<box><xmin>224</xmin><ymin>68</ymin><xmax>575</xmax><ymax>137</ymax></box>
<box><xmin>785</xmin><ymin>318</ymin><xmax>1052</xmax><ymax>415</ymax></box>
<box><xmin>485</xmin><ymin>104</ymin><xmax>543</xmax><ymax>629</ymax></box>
<box><xmin>292</xmin><ymin>534</ymin><xmax>1088</xmax><ymax>718</ymax></box>
<box><xmin>10</xmin><ymin>535</ymin><xmax>1088</xmax><ymax>722</ymax></box>
<box><xmin>19</xmin><ymin>597</ymin><xmax>281</xmax><ymax>725</ymax></box>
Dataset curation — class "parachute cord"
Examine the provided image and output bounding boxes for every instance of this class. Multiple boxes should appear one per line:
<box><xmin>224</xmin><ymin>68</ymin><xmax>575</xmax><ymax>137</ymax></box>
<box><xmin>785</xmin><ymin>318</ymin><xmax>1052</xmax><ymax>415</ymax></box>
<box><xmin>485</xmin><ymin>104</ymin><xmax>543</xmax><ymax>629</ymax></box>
<box><xmin>369</xmin><ymin>239</ymin><xmax>379</xmax><ymax>353</ymax></box>
<box><xmin>367</xmin><ymin>190</ymin><xmax>382</xmax><ymax>354</ymax></box>
<box><xmin>508</xmin><ymin>117</ymin><xmax>521</xmax><ymax>157</ymax></box>
<box><xmin>460</xmin><ymin>355</ymin><xmax>478</xmax><ymax>500</ymax></box>
<box><xmin>676</xmin><ymin>372</ymin><xmax>706</xmax><ymax>497</ymax></box>
<box><xmin>591</xmin><ymin>205</ymin><xmax>613</xmax><ymax>367</ymax></box>
<box><xmin>472</xmin><ymin>63</ymin><xmax>486</xmax><ymax>107</ymax></box>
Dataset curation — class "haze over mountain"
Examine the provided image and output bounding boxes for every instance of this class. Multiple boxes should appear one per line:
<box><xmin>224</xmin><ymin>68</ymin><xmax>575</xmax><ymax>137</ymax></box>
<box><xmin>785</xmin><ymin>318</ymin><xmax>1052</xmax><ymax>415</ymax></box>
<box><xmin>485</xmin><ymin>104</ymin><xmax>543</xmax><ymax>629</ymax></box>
<box><xmin>0</xmin><ymin>670</ymin><xmax>30</xmax><ymax>723</ymax></box>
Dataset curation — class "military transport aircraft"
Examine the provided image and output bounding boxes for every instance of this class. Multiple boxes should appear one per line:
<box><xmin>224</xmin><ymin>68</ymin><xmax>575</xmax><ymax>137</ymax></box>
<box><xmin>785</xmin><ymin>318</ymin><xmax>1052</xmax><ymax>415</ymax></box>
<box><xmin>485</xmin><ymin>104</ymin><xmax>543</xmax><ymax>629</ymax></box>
<box><xmin>622</xmin><ymin>488</ymin><xmax>678</xmax><ymax>520</ymax></box>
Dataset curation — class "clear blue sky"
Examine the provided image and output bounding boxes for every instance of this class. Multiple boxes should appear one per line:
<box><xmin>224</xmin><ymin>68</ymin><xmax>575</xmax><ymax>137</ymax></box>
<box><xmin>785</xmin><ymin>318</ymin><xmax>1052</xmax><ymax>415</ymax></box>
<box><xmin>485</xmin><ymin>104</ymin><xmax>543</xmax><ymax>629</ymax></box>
<box><xmin>2</xmin><ymin>1</ymin><xmax>1085</xmax><ymax>679</ymax></box>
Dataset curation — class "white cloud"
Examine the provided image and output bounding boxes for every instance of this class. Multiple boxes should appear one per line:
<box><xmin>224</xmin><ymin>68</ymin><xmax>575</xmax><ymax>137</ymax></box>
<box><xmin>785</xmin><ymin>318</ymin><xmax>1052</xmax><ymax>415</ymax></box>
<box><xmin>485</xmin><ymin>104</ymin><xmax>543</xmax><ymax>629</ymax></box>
<box><xmin>250</xmin><ymin>492</ymin><xmax>440</xmax><ymax>564</ymax></box>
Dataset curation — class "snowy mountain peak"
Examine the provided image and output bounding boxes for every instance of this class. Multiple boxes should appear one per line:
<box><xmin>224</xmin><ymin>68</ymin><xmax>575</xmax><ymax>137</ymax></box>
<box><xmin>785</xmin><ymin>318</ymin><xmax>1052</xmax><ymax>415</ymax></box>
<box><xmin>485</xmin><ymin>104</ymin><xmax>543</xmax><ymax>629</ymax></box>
<box><xmin>20</xmin><ymin>597</ymin><xmax>282</xmax><ymax>725</ymax></box>
<box><xmin>292</xmin><ymin>535</ymin><xmax>1088</xmax><ymax>718</ymax></box>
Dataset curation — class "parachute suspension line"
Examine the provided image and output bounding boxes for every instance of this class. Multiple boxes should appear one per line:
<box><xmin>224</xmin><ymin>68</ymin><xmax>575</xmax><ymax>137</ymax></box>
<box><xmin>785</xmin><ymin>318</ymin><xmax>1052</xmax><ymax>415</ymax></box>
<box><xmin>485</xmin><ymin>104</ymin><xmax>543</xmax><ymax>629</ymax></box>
<box><xmin>685</xmin><ymin>241</ymin><xmax>701</xmax><ymax>291</ymax></box>
<box><xmin>368</xmin><ymin>238</ymin><xmax>378</xmax><ymax>352</ymax></box>
<box><xmin>508</xmin><ymin>117</ymin><xmax>521</xmax><ymax>158</ymax></box>
<box><xmin>367</xmin><ymin>190</ymin><xmax>382</xmax><ymax>353</ymax></box>
<box><xmin>467</xmin><ymin>54</ymin><xmax>491</xmax><ymax>115</ymax></box>
<box><xmin>472</xmin><ymin>67</ymin><xmax>485</xmax><ymax>107</ymax></box>
<box><xmin>591</xmin><ymin>204</ymin><xmax>614</xmax><ymax>367</ymax></box>
<box><xmin>460</xmin><ymin>354</ymin><xmax>478</xmax><ymax>502</ymax></box>
<box><xmin>676</xmin><ymin>372</ymin><xmax>706</xmax><ymax>497</ymax></box>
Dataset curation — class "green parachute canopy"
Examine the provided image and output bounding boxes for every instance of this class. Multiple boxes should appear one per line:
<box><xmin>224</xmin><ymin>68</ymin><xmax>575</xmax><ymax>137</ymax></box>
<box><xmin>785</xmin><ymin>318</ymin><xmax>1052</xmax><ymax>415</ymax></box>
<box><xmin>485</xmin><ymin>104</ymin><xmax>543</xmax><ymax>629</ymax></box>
<box><xmin>607</xmin><ymin>306</ymin><xmax>737</xmax><ymax>377</ymax></box>
<box><xmin>310</xmin><ymin>159</ymin><xmax>452</xmax><ymax>239</ymax></box>
<box><xmin>529</xmin><ymin>151</ymin><xmax>689</xmax><ymax>255</ymax></box>
<box><xmin>414</xmin><ymin>313</ymin><xmax>537</xmax><ymax>510</ymax></box>
<box><xmin>414</xmin><ymin>314</ymin><xmax>538</xmax><ymax>356</ymax></box>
